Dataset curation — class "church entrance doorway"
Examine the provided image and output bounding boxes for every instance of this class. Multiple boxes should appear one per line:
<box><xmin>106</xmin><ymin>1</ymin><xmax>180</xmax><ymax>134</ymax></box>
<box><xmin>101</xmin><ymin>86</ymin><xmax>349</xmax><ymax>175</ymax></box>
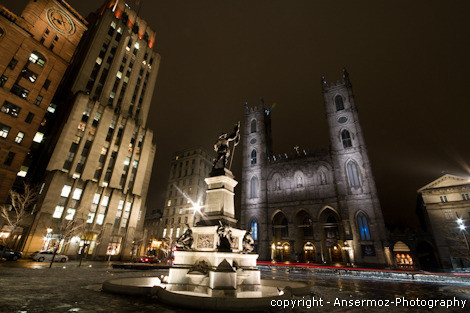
<box><xmin>319</xmin><ymin>208</ymin><xmax>344</xmax><ymax>263</ymax></box>
<box><xmin>330</xmin><ymin>244</ymin><xmax>342</xmax><ymax>262</ymax></box>
<box><xmin>304</xmin><ymin>242</ymin><xmax>316</xmax><ymax>263</ymax></box>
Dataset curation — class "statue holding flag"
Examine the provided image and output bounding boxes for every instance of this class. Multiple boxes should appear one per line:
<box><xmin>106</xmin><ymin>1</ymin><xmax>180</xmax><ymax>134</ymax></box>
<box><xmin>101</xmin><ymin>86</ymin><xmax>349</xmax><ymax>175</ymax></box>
<box><xmin>212</xmin><ymin>121</ymin><xmax>240</xmax><ymax>170</ymax></box>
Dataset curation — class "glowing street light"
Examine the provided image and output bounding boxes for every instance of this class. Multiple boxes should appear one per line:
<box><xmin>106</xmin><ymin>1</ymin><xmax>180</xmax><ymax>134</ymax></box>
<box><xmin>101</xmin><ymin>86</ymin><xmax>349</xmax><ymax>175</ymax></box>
<box><xmin>456</xmin><ymin>213</ymin><xmax>470</xmax><ymax>254</ymax></box>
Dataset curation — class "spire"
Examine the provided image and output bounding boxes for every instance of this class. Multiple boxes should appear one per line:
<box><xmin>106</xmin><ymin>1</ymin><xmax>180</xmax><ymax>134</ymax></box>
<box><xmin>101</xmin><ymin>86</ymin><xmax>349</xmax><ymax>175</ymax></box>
<box><xmin>321</xmin><ymin>75</ymin><xmax>328</xmax><ymax>90</ymax></box>
<box><xmin>342</xmin><ymin>68</ymin><xmax>351</xmax><ymax>86</ymax></box>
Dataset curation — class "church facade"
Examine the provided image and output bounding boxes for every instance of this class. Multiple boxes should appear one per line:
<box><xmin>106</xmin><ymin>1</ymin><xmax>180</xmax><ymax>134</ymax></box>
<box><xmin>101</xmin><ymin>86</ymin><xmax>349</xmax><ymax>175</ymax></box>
<box><xmin>240</xmin><ymin>69</ymin><xmax>391</xmax><ymax>267</ymax></box>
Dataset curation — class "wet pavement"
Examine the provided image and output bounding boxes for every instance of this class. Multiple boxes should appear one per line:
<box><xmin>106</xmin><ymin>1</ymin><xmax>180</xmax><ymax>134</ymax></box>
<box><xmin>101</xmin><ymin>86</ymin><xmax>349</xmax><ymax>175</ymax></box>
<box><xmin>1</xmin><ymin>259</ymin><xmax>469</xmax><ymax>312</ymax></box>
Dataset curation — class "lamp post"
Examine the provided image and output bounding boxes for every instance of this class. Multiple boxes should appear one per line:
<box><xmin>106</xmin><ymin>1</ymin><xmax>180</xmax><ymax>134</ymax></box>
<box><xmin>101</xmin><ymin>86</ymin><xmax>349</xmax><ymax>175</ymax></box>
<box><xmin>456</xmin><ymin>214</ymin><xmax>470</xmax><ymax>253</ymax></box>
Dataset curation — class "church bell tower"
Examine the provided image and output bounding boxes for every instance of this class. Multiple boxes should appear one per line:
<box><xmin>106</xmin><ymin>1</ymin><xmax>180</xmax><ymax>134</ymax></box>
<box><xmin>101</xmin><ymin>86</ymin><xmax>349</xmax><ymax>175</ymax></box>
<box><xmin>240</xmin><ymin>100</ymin><xmax>272</xmax><ymax>260</ymax></box>
<box><xmin>322</xmin><ymin>69</ymin><xmax>390</xmax><ymax>266</ymax></box>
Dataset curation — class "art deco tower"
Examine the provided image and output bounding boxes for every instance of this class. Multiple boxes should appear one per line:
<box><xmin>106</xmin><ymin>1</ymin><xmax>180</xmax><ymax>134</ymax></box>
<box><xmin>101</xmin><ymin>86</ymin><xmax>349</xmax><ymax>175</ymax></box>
<box><xmin>23</xmin><ymin>0</ymin><xmax>160</xmax><ymax>260</ymax></box>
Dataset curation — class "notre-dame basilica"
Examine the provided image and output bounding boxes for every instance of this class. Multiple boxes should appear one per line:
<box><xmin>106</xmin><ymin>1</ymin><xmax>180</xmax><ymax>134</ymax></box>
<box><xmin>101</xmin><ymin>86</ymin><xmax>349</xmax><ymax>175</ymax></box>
<box><xmin>240</xmin><ymin>69</ymin><xmax>391</xmax><ymax>267</ymax></box>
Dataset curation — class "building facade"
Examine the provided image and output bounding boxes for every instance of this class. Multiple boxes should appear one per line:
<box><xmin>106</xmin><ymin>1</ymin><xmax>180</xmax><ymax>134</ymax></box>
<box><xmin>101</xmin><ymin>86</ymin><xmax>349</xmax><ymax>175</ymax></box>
<box><xmin>157</xmin><ymin>147</ymin><xmax>212</xmax><ymax>243</ymax></box>
<box><xmin>0</xmin><ymin>0</ymin><xmax>87</xmax><ymax>204</ymax></box>
<box><xmin>240</xmin><ymin>70</ymin><xmax>391</xmax><ymax>267</ymax></box>
<box><xmin>417</xmin><ymin>174</ymin><xmax>470</xmax><ymax>270</ymax></box>
<box><xmin>21</xmin><ymin>0</ymin><xmax>159</xmax><ymax>260</ymax></box>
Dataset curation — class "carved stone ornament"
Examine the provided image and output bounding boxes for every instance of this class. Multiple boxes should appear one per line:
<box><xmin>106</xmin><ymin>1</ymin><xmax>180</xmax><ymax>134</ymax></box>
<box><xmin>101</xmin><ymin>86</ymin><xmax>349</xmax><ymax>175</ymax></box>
<box><xmin>196</xmin><ymin>234</ymin><xmax>215</xmax><ymax>249</ymax></box>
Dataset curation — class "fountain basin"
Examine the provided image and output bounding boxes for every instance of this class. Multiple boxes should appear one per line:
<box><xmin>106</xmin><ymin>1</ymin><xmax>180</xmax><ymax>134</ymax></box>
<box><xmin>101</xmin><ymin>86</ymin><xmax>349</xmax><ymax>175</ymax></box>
<box><xmin>102</xmin><ymin>277</ymin><xmax>309</xmax><ymax>311</ymax></box>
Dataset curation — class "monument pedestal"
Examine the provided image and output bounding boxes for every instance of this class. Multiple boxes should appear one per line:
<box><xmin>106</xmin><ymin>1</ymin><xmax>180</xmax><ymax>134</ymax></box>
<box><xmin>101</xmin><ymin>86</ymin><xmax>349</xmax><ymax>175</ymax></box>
<box><xmin>167</xmin><ymin>169</ymin><xmax>261</xmax><ymax>298</ymax></box>
<box><xmin>197</xmin><ymin>168</ymin><xmax>237</xmax><ymax>227</ymax></box>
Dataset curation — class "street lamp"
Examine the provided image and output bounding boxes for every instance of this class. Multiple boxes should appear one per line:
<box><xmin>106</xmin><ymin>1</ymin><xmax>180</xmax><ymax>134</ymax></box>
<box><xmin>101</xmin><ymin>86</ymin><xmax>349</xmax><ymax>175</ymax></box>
<box><xmin>456</xmin><ymin>214</ymin><xmax>470</xmax><ymax>253</ymax></box>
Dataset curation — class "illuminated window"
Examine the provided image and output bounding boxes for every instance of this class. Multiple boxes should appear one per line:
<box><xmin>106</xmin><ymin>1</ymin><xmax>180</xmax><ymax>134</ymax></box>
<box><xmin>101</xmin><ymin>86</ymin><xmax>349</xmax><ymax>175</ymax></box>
<box><xmin>21</xmin><ymin>68</ymin><xmax>38</xmax><ymax>83</ymax></box>
<box><xmin>53</xmin><ymin>206</ymin><xmax>65</xmax><ymax>218</ymax></box>
<box><xmin>72</xmin><ymin>188</ymin><xmax>83</xmax><ymax>200</ymax></box>
<box><xmin>250</xmin><ymin>220</ymin><xmax>258</xmax><ymax>241</ymax></box>
<box><xmin>101</xmin><ymin>196</ymin><xmax>109</xmax><ymax>206</ymax></box>
<box><xmin>65</xmin><ymin>208</ymin><xmax>76</xmax><ymax>220</ymax></box>
<box><xmin>0</xmin><ymin>75</ymin><xmax>8</xmax><ymax>87</ymax></box>
<box><xmin>357</xmin><ymin>212</ymin><xmax>371</xmax><ymax>240</ymax></box>
<box><xmin>0</xmin><ymin>123</ymin><xmax>11</xmax><ymax>138</ymax></box>
<box><xmin>61</xmin><ymin>185</ymin><xmax>72</xmax><ymax>197</ymax></box>
<box><xmin>92</xmin><ymin>193</ymin><xmax>100</xmax><ymax>204</ymax></box>
<box><xmin>176</xmin><ymin>228</ymin><xmax>180</xmax><ymax>238</ymax></box>
<box><xmin>133</xmin><ymin>42</ymin><xmax>139</xmax><ymax>55</ymax></box>
<box><xmin>29</xmin><ymin>52</ymin><xmax>46</xmax><ymax>67</ymax></box>
<box><xmin>96</xmin><ymin>214</ymin><xmax>105</xmax><ymax>225</ymax></box>
<box><xmin>163</xmin><ymin>229</ymin><xmax>167</xmax><ymax>238</ymax></box>
<box><xmin>17</xmin><ymin>165</ymin><xmax>28</xmax><ymax>177</ymax></box>
<box><xmin>10</xmin><ymin>84</ymin><xmax>29</xmax><ymax>99</ymax></box>
<box><xmin>1</xmin><ymin>101</ymin><xmax>21</xmax><ymax>117</ymax></box>
<box><xmin>33</xmin><ymin>132</ymin><xmax>44</xmax><ymax>143</ymax></box>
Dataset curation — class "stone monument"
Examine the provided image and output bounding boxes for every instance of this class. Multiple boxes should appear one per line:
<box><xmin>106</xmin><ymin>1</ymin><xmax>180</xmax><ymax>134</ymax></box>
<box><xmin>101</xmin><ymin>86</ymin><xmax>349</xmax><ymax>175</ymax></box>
<box><xmin>167</xmin><ymin>122</ymin><xmax>262</xmax><ymax>297</ymax></box>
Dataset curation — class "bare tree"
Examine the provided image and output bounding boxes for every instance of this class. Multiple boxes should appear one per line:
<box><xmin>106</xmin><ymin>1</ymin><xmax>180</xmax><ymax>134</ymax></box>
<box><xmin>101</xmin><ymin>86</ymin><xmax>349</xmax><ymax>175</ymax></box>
<box><xmin>443</xmin><ymin>227</ymin><xmax>470</xmax><ymax>266</ymax></box>
<box><xmin>78</xmin><ymin>222</ymin><xmax>104</xmax><ymax>267</ymax></box>
<box><xmin>0</xmin><ymin>184</ymin><xmax>38</xmax><ymax>260</ymax></box>
<box><xmin>49</xmin><ymin>215</ymin><xmax>87</xmax><ymax>268</ymax></box>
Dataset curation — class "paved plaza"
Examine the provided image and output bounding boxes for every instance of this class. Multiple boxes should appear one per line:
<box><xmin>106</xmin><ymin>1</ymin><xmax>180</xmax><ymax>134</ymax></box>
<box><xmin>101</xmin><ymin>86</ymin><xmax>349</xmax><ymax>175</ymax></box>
<box><xmin>1</xmin><ymin>260</ymin><xmax>470</xmax><ymax>312</ymax></box>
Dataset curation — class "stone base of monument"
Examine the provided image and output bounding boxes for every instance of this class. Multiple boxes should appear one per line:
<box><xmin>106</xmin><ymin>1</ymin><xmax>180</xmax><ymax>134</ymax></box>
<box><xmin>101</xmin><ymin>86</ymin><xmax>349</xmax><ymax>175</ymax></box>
<box><xmin>167</xmin><ymin>250</ymin><xmax>261</xmax><ymax>297</ymax></box>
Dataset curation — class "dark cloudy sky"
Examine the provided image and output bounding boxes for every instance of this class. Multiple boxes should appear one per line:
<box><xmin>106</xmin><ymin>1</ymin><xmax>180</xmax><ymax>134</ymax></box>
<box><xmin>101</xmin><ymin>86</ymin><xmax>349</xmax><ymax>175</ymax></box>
<box><xmin>6</xmin><ymin>0</ymin><xmax>470</xmax><ymax>227</ymax></box>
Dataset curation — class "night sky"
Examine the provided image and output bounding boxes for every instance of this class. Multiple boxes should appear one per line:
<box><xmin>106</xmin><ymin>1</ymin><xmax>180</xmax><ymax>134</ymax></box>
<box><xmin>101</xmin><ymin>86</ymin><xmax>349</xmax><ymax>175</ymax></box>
<box><xmin>6</xmin><ymin>0</ymin><xmax>470</xmax><ymax>228</ymax></box>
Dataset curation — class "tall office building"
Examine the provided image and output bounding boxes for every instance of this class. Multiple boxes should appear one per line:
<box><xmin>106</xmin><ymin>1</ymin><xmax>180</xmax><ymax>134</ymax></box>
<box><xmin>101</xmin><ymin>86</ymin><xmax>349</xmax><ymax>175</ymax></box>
<box><xmin>157</xmin><ymin>147</ymin><xmax>212</xmax><ymax>243</ymax></box>
<box><xmin>0</xmin><ymin>0</ymin><xmax>87</xmax><ymax>204</ymax></box>
<box><xmin>22</xmin><ymin>0</ymin><xmax>159</xmax><ymax>260</ymax></box>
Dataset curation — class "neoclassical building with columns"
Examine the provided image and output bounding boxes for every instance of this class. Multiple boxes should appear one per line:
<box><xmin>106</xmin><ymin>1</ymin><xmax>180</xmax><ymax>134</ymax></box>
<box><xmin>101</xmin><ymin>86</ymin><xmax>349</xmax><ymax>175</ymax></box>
<box><xmin>240</xmin><ymin>69</ymin><xmax>391</xmax><ymax>267</ymax></box>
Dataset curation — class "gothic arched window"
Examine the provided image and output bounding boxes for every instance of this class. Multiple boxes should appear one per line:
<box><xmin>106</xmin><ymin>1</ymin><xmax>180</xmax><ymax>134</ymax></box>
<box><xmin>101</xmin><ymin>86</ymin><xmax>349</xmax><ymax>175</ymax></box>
<box><xmin>250</xmin><ymin>219</ymin><xmax>258</xmax><ymax>241</ymax></box>
<box><xmin>275</xmin><ymin>178</ymin><xmax>281</xmax><ymax>190</ymax></box>
<box><xmin>335</xmin><ymin>95</ymin><xmax>344</xmax><ymax>111</ymax></box>
<box><xmin>250</xmin><ymin>176</ymin><xmax>258</xmax><ymax>198</ymax></box>
<box><xmin>250</xmin><ymin>150</ymin><xmax>257</xmax><ymax>165</ymax></box>
<box><xmin>296</xmin><ymin>175</ymin><xmax>303</xmax><ymax>188</ymax></box>
<box><xmin>320</xmin><ymin>171</ymin><xmax>327</xmax><ymax>185</ymax></box>
<box><xmin>347</xmin><ymin>161</ymin><xmax>361</xmax><ymax>187</ymax></box>
<box><xmin>341</xmin><ymin>129</ymin><xmax>352</xmax><ymax>148</ymax></box>
<box><xmin>250</xmin><ymin>119</ymin><xmax>257</xmax><ymax>133</ymax></box>
<box><xmin>357</xmin><ymin>212</ymin><xmax>371</xmax><ymax>240</ymax></box>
